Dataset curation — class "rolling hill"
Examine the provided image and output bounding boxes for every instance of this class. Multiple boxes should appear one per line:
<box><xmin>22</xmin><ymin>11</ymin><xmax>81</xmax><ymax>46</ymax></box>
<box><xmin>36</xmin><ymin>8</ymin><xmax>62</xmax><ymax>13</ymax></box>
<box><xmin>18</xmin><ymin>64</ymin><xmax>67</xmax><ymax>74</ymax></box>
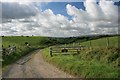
<box><xmin>1</xmin><ymin>35</ymin><xmax>120</xmax><ymax>78</ymax></box>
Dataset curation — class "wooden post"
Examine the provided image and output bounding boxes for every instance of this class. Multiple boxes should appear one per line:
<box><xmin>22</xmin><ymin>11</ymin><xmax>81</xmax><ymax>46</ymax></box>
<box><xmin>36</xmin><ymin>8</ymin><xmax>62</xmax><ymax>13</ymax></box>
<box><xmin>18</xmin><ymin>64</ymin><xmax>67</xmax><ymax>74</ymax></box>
<box><xmin>65</xmin><ymin>44</ymin><xmax>66</xmax><ymax>48</ymax></box>
<box><xmin>73</xmin><ymin>43</ymin><xmax>74</xmax><ymax>47</ymax></box>
<box><xmin>50</xmin><ymin>47</ymin><xmax>52</xmax><ymax>57</ymax></box>
<box><xmin>106</xmin><ymin>37</ymin><xmax>109</xmax><ymax>48</ymax></box>
<box><xmin>90</xmin><ymin>40</ymin><xmax>92</xmax><ymax>50</ymax></box>
<box><xmin>77</xmin><ymin>48</ymin><xmax>79</xmax><ymax>54</ymax></box>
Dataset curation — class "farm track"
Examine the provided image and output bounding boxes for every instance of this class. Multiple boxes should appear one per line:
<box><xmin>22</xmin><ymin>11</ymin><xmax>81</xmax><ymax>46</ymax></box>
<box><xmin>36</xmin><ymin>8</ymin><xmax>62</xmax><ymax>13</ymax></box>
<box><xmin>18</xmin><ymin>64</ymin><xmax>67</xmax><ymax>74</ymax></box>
<box><xmin>2</xmin><ymin>49</ymin><xmax>74</xmax><ymax>78</ymax></box>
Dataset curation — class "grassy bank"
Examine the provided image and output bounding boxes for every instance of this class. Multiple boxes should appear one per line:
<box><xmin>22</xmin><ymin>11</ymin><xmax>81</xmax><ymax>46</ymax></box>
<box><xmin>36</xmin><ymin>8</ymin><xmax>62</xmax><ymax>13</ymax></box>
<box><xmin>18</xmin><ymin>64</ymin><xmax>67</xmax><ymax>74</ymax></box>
<box><xmin>2</xmin><ymin>46</ymin><xmax>37</xmax><ymax>67</ymax></box>
<box><xmin>42</xmin><ymin>36</ymin><xmax>119</xmax><ymax>78</ymax></box>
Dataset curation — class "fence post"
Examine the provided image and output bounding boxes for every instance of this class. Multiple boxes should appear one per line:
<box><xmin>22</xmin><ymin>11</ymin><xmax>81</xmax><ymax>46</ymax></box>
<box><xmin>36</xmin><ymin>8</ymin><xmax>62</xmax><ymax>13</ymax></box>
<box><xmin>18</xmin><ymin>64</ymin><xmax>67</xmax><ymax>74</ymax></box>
<box><xmin>89</xmin><ymin>40</ymin><xmax>92</xmax><ymax>50</ymax></box>
<box><xmin>50</xmin><ymin>47</ymin><xmax>52</xmax><ymax>57</ymax></box>
<box><xmin>77</xmin><ymin>48</ymin><xmax>79</xmax><ymax>54</ymax></box>
<box><xmin>65</xmin><ymin>44</ymin><xmax>66</xmax><ymax>48</ymax></box>
<box><xmin>73</xmin><ymin>43</ymin><xmax>74</xmax><ymax>47</ymax></box>
<box><xmin>106</xmin><ymin>37</ymin><xmax>109</xmax><ymax>48</ymax></box>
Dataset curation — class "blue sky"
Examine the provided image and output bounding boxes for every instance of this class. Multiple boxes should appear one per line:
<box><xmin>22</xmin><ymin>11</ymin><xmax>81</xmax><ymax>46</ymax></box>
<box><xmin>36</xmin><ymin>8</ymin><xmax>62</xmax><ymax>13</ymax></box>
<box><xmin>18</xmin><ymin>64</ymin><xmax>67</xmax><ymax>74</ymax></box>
<box><xmin>114</xmin><ymin>2</ymin><xmax>120</xmax><ymax>6</ymax></box>
<box><xmin>40</xmin><ymin>2</ymin><xmax>119</xmax><ymax>19</ymax></box>
<box><xmin>41</xmin><ymin>2</ymin><xmax>85</xmax><ymax>19</ymax></box>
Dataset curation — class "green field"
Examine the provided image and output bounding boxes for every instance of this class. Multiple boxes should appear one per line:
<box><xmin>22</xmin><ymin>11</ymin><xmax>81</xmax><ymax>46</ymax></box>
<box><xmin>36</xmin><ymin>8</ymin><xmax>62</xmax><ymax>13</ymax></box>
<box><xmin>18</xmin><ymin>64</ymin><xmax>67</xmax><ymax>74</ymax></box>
<box><xmin>2</xmin><ymin>36</ymin><xmax>49</xmax><ymax>48</ymax></box>
<box><xmin>80</xmin><ymin>36</ymin><xmax>118</xmax><ymax>48</ymax></box>
<box><xmin>66</xmin><ymin>36</ymin><xmax>118</xmax><ymax>48</ymax></box>
<box><xmin>42</xmin><ymin>36</ymin><xmax>120</xmax><ymax>78</ymax></box>
<box><xmin>2</xmin><ymin>36</ymin><xmax>49</xmax><ymax>67</ymax></box>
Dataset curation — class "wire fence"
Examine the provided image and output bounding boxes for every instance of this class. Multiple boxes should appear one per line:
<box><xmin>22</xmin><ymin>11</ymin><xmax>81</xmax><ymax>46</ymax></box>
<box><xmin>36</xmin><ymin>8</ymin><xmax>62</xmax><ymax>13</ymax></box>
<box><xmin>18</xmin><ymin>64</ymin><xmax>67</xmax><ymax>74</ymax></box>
<box><xmin>65</xmin><ymin>37</ymin><xmax>118</xmax><ymax>49</ymax></box>
<box><xmin>49</xmin><ymin>37</ymin><xmax>118</xmax><ymax>57</ymax></box>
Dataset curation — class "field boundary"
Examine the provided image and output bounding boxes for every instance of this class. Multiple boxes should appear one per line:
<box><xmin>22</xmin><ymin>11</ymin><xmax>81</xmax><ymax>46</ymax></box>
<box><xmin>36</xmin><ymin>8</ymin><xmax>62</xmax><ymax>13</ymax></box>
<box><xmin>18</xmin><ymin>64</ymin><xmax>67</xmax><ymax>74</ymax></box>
<box><xmin>49</xmin><ymin>46</ymin><xmax>86</xmax><ymax>57</ymax></box>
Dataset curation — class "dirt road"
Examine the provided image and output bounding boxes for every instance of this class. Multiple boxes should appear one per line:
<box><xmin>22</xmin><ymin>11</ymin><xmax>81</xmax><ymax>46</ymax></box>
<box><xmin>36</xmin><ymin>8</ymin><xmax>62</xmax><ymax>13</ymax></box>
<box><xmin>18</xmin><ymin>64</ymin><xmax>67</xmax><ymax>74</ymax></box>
<box><xmin>2</xmin><ymin>49</ymin><xmax>74</xmax><ymax>78</ymax></box>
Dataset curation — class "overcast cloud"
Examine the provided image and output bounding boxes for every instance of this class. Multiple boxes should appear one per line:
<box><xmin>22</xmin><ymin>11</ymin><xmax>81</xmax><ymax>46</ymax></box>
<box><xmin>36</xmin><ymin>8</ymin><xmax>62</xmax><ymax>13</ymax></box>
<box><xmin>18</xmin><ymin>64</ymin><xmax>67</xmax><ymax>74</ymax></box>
<box><xmin>1</xmin><ymin>0</ymin><xmax>119</xmax><ymax>37</ymax></box>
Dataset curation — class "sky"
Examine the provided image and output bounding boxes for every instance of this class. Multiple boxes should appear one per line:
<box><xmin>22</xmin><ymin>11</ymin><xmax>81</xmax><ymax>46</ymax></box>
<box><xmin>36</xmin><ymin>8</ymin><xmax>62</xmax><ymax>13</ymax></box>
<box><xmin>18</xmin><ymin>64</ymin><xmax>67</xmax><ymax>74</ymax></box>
<box><xmin>1</xmin><ymin>0</ymin><xmax>120</xmax><ymax>37</ymax></box>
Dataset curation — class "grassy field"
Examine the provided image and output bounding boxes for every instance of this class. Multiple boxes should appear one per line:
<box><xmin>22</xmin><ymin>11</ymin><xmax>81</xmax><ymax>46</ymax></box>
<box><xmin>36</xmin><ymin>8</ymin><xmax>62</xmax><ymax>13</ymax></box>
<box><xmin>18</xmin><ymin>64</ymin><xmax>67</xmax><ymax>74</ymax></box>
<box><xmin>42</xmin><ymin>36</ymin><xmax>120</xmax><ymax>78</ymax></box>
<box><xmin>80</xmin><ymin>36</ymin><xmax>118</xmax><ymax>48</ymax></box>
<box><xmin>66</xmin><ymin>36</ymin><xmax>118</xmax><ymax>48</ymax></box>
<box><xmin>2</xmin><ymin>36</ymin><xmax>49</xmax><ymax>48</ymax></box>
<box><xmin>2</xmin><ymin>36</ymin><xmax>49</xmax><ymax>67</ymax></box>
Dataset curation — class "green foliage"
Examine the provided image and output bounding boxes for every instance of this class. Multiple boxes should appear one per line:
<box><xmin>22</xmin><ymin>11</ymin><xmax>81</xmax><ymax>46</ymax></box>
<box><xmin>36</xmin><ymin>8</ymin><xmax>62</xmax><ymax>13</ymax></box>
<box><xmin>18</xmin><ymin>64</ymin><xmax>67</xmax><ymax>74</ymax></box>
<box><xmin>42</xmin><ymin>48</ymin><xmax>119</xmax><ymax>78</ymax></box>
<box><xmin>2</xmin><ymin>47</ymin><xmax>36</xmax><ymax>67</ymax></box>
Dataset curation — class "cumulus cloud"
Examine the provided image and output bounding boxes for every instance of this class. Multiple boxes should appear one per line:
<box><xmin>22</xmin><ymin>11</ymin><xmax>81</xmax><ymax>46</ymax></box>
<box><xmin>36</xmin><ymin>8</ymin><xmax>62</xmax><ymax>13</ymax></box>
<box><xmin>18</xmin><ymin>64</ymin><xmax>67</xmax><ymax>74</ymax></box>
<box><xmin>66</xmin><ymin>0</ymin><xmax>118</xmax><ymax>35</ymax></box>
<box><xmin>1</xmin><ymin>0</ymin><xmax>119</xmax><ymax>37</ymax></box>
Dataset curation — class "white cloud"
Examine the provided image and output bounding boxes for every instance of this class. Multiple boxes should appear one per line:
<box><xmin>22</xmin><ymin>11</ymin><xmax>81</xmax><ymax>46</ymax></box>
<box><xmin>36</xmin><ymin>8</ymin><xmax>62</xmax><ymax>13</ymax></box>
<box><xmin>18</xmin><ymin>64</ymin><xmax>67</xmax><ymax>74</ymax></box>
<box><xmin>66</xmin><ymin>0</ymin><xmax>118</xmax><ymax>35</ymax></box>
<box><xmin>1</xmin><ymin>0</ymin><xmax>119</xmax><ymax>37</ymax></box>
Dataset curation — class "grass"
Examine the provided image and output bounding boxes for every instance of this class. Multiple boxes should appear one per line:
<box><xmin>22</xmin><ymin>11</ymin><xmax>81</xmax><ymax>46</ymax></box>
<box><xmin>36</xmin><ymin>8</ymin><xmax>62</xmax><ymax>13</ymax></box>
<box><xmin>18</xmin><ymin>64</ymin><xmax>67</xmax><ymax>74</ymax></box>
<box><xmin>42</xmin><ymin>36</ymin><xmax>120</xmax><ymax>78</ymax></box>
<box><xmin>80</xmin><ymin>36</ymin><xmax>118</xmax><ymax>48</ymax></box>
<box><xmin>1</xmin><ymin>35</ymin><xmax>120</xmax><ymax>78</ymax></box>
<box><xmin>66</xmin><ymin>36</ymin><xmax>118</xmax><ymax>48</ymax></box>
<box><xmin>2</xmin><ymin>36</ymin><xmax>49</xmax><ymax>67</ymax></box>
<box><xmin>2</xmin><ymin>36</ymin><xmax>48</xmax><ymax>48</ymax></box>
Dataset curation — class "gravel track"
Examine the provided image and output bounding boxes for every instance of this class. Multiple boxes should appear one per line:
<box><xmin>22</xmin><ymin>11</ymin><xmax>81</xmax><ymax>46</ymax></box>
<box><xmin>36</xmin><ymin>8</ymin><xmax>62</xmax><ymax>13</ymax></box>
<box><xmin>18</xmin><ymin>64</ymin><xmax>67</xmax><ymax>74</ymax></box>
<box><xmin>2</xmin><ymin>49</ymin><xmax>74</xmax><ymax>78</ymax></box>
